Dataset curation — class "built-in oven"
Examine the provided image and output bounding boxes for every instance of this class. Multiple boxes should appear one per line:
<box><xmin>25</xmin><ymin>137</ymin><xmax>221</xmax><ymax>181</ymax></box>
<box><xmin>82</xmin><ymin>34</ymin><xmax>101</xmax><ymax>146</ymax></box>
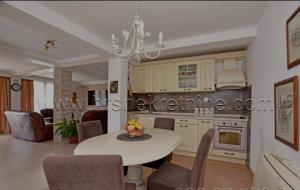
<box><xmin>214</xmin><ymin>119</ymin><xmax>248</xmax><ymax>152</ymax></box>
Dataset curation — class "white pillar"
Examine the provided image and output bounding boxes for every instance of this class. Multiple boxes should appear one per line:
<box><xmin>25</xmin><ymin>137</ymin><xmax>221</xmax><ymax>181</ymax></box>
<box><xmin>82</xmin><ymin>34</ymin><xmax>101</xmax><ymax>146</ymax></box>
<box><xmin>107</xmin><ymin>58</ymin><xmax>128</xmax><ymax>132</ymax></box>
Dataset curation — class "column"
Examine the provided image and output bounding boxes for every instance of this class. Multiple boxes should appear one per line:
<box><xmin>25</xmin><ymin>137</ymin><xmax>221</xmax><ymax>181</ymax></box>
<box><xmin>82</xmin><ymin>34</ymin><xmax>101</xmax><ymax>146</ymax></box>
<box><xmin>53</xmin><ymin>66</ymin><xmax>73</xmax><ymax>143</ymax></box>
<box><xmin>107</xmin><ymin>58</ymin><xmax>128</xmax><ymax>132</ymax></box>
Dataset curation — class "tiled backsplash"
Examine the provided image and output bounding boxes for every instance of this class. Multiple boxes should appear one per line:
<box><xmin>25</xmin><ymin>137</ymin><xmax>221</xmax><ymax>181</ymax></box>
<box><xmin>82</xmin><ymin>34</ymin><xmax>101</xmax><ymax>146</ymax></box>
<box><xmin>128</xmin><ymin>88</ymin><xmax>251</xmax><ymax>115</ymax></box>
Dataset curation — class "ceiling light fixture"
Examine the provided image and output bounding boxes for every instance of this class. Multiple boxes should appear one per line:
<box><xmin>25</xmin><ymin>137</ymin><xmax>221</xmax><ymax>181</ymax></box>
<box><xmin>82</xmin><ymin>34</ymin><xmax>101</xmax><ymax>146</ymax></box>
<box><xmin>111</xmin><ymin>2</ymin><xmax>165</xmax><ymax>64</ymax></box>
<box><xmin>44</xmin><ymin>40</ymin><xmax>55</xmax><ymax>51</ymax></box>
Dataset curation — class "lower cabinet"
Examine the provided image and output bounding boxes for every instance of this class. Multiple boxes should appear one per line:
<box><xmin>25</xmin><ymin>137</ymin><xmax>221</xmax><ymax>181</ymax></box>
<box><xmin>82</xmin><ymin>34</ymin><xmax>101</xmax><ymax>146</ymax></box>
<box><xmin>130</xmin><ymin>114</ymin><xmax>214</xmax><ymax>155</ymax></box>
<box><xmin>175</xmin><ymin>123</ymin><xmax>198</xmax><ymax>152</ymax></box>
<box><xmin>136</xmin><ymin>116</ymin><xmax>154</xmax><ymax>128</ymax></box>
<box><xmin>198</xmin><ymin>120</ymin><xmax>214</xmax><ymax>155</ymax></box>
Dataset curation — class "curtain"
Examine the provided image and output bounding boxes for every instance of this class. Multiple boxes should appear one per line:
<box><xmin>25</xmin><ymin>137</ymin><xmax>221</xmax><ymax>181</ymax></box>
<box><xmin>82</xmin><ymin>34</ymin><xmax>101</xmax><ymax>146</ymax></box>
<box><xmin>33</xmin><ymin>80</ymin><xmax>54</xmax><ymax>113</ymax></box>
<box><xmin>0</xmin><ymin>76</ymin><xmax>11</xmax><ymax>134</ymax></box>
<box><xmin>21</xmin><ymin>79</ymin><xmax>34</xmax><ymax>112</ymax></box>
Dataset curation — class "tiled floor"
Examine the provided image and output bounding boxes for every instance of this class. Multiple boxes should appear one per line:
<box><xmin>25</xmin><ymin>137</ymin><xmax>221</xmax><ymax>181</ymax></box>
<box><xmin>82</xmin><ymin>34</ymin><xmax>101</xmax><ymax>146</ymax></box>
<box><xmin>0</xmin><ymin>135</ymin><xmax>253</xmax><ymax>190</ymax></box>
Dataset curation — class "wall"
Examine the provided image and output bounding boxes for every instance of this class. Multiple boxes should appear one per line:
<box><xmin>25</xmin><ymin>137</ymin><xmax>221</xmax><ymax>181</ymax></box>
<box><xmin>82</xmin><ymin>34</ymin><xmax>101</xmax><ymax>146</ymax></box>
<box><xmin>72</xmin><ymin>83</ymin><xmax>108</xmax><ymax>111</ymax></box>
<box><xmin>82</xmin><ymin>83</ymin><xmax>108</xmax><ymax>110</ymax></box>
<box><xmin>129</xmin><ymin>88</ymin><xmax>251</xmax><ymax>115</ymax></box>
<box><xmin>247</xmin><ymin>2</ymin><xmax>300</xmax><ymax>171</ymax></box>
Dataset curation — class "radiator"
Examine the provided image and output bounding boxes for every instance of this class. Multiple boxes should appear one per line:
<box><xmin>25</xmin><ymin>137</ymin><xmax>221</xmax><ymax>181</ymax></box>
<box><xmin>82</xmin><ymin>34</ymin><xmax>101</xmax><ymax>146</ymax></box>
<box><xmin>252</xmin><ymin>153</ymin><xmax>300</xmax><ymax>190</ymax></box>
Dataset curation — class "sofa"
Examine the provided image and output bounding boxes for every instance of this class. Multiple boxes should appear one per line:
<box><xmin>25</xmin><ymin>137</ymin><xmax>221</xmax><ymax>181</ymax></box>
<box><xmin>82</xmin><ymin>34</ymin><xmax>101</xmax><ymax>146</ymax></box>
<box><xmin>5</xmin><ymin>111</ymin><xmax>53</xmax><ymax>142</ymax></box>
<box><xmin>40</xmin><ymin>108</ymin><xmax>53</xmax><ymax>124</ymax></box>
<box><xmin>81</xmin><ymin>110</ymin><xmax>108</xmax><ymax>134</ymax></box>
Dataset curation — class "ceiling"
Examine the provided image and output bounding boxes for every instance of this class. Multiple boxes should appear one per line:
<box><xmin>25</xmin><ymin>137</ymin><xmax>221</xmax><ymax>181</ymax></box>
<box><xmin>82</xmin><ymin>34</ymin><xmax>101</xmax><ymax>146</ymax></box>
<box><xmin>40</xmin><ymin>1</ymin><xmax>266</xmax><ymax>42</ymax></box>
<box><xmin>0</xmin><ymin>1</ymin><xmax>267</xmax><ymax>83</ymax></box>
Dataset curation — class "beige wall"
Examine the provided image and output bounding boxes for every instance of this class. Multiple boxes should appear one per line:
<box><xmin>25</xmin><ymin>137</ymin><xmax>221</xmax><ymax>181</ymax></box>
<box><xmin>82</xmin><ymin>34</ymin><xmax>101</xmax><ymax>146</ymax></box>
<box><xmin>72</xmin><ymin>83</ymin><xmax>108</xmax><ymax>111</ymax></box>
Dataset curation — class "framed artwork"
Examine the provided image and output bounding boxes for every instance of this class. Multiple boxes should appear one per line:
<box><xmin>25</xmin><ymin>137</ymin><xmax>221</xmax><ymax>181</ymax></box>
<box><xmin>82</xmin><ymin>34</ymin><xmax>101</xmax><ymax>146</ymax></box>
<box><xmin>274</xmin><ymin>76</ymin><xmax>299</xmax><ymax>150</ymax></box>
<box><xmin>110</xmin><ymin>80</ymin><xmax>118</xmax><ymax>93</ymax></box>
<box><xmin>286</xmin><ymin>6</ymin><xmax>300</xmax><ymax>69</ymax></box>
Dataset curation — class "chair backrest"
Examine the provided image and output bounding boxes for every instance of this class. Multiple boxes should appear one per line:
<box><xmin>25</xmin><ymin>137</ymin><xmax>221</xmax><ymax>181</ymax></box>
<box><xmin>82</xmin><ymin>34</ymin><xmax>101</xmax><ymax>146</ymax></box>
<box><xmin>154</xmin><ymin>118</ymin><xmax>175</xmax><ymax>131</ymax></box>
<box><xmin>77</xmin><ymin>120</ymin><xmax>103</xmax><ymax>142</ymax></box>
<box><xmin>190</xmin><ymin>128</ymin><xmax>214</xmax><ymax>189</ymax></box>
<box><xmin>81</xmin><ymin>110</ymin><xmax>108</xmax><ymax>133</ymax></box>
<box><xmin>43</xmin><ymin>155</ymin><xmax>125</xmax><ymax>190</ymax></box>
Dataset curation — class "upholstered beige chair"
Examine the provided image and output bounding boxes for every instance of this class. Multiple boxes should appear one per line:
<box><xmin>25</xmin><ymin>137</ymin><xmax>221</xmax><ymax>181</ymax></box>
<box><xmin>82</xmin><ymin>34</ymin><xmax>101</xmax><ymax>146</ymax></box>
<box><xmin>147</xmin><ymin>128</ymin><xmax>214</xmax><ymax>190</ymax></box>
<box><xmin>43</xmin><ymin>155</ymin><xmax>136</xmax><ymax>190</ymax></box>
<box><xmin>77</xmin><ymin>120</ymin><xmax>103</xmax><ymax>142</ymax></box>
<box><xmin>143</xmin><ymin>118</ymin><xmax>175</xmax><ymax>169</ymax></box>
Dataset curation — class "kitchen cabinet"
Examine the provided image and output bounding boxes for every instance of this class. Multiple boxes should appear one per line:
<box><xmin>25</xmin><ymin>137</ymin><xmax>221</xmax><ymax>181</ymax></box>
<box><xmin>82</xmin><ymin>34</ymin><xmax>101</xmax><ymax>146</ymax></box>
<box><xmin>198</xmin><ymin>119</ymin><xmax>214</xmax><ymax>155</ymax></box>
<box><xmin>132</xmin><ymin>65</ymin><xmax>153</xmax><ymax>93</ymax></box>
<box><xmin>175</xmin><ymin>119</ymin><xmax>198</xmax><ymax>152</ymax></box>
<box><xmin>175</xmin><ymin>60</ymin><xmax>201</xmax><ymax>92</ymax></box>
<box><xmin>152</xmin><ymin>63</ymin><xmax>175</xmax><ymax>92</ymax></box>
<box><xmin>136</xmin><ymin>116</ymin><xmax>155</xmax><ymax>128</ymax></box>
<box><xmin>200</xmin><ymin>59</ymin><xmax>215</xmax><ymax>91</ymax></box>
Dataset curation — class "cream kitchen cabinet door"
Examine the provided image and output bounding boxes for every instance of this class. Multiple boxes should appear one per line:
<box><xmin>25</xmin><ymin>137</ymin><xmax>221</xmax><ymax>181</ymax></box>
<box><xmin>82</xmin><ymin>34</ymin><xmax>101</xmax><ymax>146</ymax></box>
<box><xmin>200</xmin><ymin>59</ymin><xmax>215</xmax><ymax>91</ymax></box>
<box><xmin>198</xmin><ymin>119</ymin><xmax>214</xmax><ymax>155</ymax></box>
<box><xmin>175</xmin><ymin>60</ymin><xmax>201</xmax><ymax>92</ymax></box>
<box><xmin>132</xmin><ymin>66</ymin><xmax>153</xmax><ymax>93</ymax></box>
<box><xmin>175</xmin><ymin>124</ymin><xmax>198</xmax><ymax>152</ymax></box>
<box><xmin>152</xmin><ymin>63</ymin><xmax>175</xmax><ymax>92</ymax></box>
<box><xmin>137</xmin><ymin>116</ymin><xmax>155</xmax><ymax>128</ymax></box>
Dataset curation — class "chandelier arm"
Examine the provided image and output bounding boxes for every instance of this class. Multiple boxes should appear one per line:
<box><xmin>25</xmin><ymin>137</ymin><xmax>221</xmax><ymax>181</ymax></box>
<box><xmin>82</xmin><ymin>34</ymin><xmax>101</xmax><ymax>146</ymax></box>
<box><xmin>142</xmin><ymin>48</ymin><xmax>162</xmax><ymax>59</ymax></box>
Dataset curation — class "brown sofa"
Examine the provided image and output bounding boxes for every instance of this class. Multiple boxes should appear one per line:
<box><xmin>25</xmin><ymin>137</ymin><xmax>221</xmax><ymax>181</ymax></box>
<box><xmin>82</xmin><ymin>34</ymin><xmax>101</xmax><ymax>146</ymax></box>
<box><xmin>81</xmin><ymin>110</ymin><xmax>108</xmax><ymax>134</ymax></box>
<box><xmin>40</xmin><ymin>108</ymin><xmax>53</xmax><ymax>124</ymax></box>
<box><xmin>5</xmin><ymin>111</ymin><xmax>53</xmax><ymax>142</ymax></box>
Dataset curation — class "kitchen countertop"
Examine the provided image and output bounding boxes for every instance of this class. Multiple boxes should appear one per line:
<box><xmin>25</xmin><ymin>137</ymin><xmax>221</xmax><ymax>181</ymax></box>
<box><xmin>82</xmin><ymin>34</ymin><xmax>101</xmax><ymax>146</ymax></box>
<box><xmin>128</xmin><ymin>111</ymin><xmax>249</xmax><ymax>121</ymax></box>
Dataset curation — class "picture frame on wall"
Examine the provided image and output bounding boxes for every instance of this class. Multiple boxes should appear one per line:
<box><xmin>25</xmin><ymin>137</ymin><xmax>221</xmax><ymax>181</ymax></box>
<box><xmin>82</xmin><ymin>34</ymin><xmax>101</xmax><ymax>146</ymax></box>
<box><xmin>110</xmin><ymin>80</ymin><xmax>118</xmax><ymax>93</ymax></box>
<box><xmin>274</xmin><ymin>76</ymin><xmax>299</xmax><ymax>150</ymax></box>
<box><xmin>286</xmin><ymin>6</ymin><xmax>300</xmax><ymax>69</ymax></box>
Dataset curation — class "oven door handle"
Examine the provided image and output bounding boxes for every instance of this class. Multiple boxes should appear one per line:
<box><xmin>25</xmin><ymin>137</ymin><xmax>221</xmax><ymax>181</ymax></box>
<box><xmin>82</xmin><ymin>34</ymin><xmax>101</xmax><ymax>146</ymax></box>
<box><xmin>216</xmin><ymin>127</ymin><xmax>244</xmax><ymax>133</ymax></box>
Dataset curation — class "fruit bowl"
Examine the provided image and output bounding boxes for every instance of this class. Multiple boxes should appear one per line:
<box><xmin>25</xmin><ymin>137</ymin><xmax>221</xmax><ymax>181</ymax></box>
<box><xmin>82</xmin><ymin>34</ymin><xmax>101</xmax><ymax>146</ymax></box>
<box><xmin>125</xmin><ymin>119</ymin><xmax>144</xmax><ymax>138</ymax></box>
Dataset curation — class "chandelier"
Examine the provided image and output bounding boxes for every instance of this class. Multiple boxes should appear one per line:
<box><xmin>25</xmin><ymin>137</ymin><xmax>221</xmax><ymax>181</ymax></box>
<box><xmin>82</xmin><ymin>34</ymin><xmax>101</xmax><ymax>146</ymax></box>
<box><xmin>111</xmin><ymin>3</ymin><xmax>165</xmax><ymax>63</ymax></box>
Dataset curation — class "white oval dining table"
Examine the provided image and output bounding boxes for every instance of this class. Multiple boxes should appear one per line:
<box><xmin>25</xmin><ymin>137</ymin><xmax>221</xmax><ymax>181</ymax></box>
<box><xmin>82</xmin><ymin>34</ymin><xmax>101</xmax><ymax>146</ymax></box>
<box><xmin>74</xmin><ymin>128</ymin><xmax>182</xmax><ymax>190</ymax></box>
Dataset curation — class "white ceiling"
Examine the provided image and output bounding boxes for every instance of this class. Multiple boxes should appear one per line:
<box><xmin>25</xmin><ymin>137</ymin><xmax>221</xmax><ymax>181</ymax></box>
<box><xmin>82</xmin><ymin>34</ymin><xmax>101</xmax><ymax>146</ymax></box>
<box><xmin>40</xmin><ymin>1</ymin><xmax>266</xmax><ymax>42</ymax></box>
<box><xmin>0</xmin><ymin>1</ymin><xmax>267</xmax><ymax>83</ymax></box>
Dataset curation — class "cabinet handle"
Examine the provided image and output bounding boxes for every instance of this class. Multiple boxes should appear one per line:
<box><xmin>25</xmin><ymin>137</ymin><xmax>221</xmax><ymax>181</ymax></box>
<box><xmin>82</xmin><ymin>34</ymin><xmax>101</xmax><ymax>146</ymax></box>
<box><xmin>179</xmin><ymin>119</ymin><xmax>188</xmax><ymax>122</ymax></box>
<box><xmin>180</xmin><ymin>125</ymin><xmax>188</xmax><ymax>128</ymax></box>
<box><xmin>224</xmin><ymin>152</ymin><xmax>235</xmax><ymax>156</ymax></box>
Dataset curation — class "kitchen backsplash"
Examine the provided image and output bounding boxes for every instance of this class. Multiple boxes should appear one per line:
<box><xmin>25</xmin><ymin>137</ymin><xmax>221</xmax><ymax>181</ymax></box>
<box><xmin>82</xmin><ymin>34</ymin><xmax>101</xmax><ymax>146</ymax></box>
<box><xmin>128</xmin><ymin>87</ymin><xmax>251</xmax><ymax>115</ymax></box>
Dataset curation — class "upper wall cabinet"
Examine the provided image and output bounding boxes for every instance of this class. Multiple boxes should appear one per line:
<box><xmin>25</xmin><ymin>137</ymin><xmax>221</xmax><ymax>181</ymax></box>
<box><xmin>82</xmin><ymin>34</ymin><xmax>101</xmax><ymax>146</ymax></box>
<box><xmin>131</xmin><ymin>51</ymin><xmax>246</xmax><ymax>93</ymax></box>
<box><xmin>200</xmin><ymin>59</ymin><xmax>215</xmax><ymax>91</ymax></box>
<box><xmin>132</xmin><ymin>65</ymin><xmax>153</xmax><ymax>93</ymax></box>
<box><xmin>176</xmin><ymin>60</ymin><xmax>201</xmax><ymax>92</ymax></box>
<box><xmin>152</xmin><ymin>63</ymin><xmax>175</xmax><ymax>92</ymax></box>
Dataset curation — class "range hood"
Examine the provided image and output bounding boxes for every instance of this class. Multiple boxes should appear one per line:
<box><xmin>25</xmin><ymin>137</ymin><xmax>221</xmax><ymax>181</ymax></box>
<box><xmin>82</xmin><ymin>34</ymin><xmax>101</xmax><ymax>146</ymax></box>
<box><xmin>216</xmin><ymin>58</ymin><xmax>247</xmax><ymax>89</ymax></box>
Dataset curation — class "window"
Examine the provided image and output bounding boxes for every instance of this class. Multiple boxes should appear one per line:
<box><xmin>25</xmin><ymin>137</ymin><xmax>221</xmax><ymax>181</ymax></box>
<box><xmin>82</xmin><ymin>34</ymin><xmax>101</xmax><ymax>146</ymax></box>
<box><xmin>33</xmin><ymin>80</ymin><xmax>53</xmax><ymax>112</ymax></box>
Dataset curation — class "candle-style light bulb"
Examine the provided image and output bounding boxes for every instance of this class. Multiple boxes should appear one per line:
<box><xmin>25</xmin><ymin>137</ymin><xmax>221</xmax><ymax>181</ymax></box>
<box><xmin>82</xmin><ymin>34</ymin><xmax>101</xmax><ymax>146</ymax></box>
<box><xmin>159</xmin><ymin>31</ymin><xmax>163</xmax><ymax>44</ymax></box>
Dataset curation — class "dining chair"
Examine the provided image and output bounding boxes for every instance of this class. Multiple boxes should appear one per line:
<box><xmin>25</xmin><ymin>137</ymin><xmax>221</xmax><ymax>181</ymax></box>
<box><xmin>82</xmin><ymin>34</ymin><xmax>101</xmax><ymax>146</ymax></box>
<box><xmin>147</xmin><ymin>128</ymin><xmax>214</xmax><ymax>190</ymax></box>
<box><xmin>143</xmin><ymin>118</ymin><xmax>175</xmax><ymax>169</ymax></box>
<box><xmin>43</xmin><ymin>155</ymin><xmax>136</xmax><ymax>190</ymax></box>
<box><xmin>77</xmin><ymin>120</ymin><xmax>103</xmax><ymax>142</ymax></box>
<box><xmin>76</xmin><ymin>120</ymin><xmax>128</xmax><ymax>176</ymax></box>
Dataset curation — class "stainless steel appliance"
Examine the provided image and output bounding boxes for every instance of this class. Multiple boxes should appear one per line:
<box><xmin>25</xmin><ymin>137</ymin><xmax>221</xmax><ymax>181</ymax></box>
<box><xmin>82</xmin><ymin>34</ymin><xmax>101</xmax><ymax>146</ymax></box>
<box><xmin>214</xmin><ymin>115</ymin><xmax>248</xmax><ymax>152</ymax></box>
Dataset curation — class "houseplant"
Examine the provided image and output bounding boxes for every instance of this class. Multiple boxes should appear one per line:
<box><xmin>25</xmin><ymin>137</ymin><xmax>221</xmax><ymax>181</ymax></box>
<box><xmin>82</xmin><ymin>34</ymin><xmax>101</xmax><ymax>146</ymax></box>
<box><xmin>55</xmin><ymin>117</ymin><xmax>78</xmax><ymax>144</ymax></box>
